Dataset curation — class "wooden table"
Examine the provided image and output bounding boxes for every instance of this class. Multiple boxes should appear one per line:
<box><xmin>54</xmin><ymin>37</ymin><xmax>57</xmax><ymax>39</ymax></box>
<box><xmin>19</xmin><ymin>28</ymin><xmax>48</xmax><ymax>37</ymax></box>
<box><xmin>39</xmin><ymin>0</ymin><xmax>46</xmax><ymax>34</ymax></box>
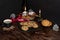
<box><xmin>0</xmin><ymin>23</ymin><xmax>60</xmax><ymax>40</ymax></box>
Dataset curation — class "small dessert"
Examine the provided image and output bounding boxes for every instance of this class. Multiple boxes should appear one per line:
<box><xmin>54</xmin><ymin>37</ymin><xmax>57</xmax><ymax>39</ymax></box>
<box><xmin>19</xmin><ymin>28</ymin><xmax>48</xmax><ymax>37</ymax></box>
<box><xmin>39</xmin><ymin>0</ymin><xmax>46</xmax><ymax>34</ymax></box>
<box><xmin>41</xmin><ymin>19</ymin><xmax>52</xmax><ymax>27</ymax></box>
<box><xmin>21</xmin><ymin>26</ymin><xmax>29</xmax><ymax>31</ymax></box>
<box><xmin>20</xmin><ymin>22</ymin><xmax>32</xmax><ymax>28</ymax></box>
<box><xmin>2</xmin><ymin>25</ymin><xmax>15</xmax><ymax>31</ymax></box>
<box><xmin>28</xmin><ymin>21</ymin><xmax>34</xmax><ymax>26</ymax></box>
<box><xmin>32</xmin><ymin>25</ymin><xmax>38</xmax><ymax>28</ymax></box>
<box><xmin>32</xmin><ymin>23</ymin><xmax>38</xmax><ymax>28</ymax></box>
<box><xmin>20</xmin><ymin>22</ymin><xmax>28</xmax><ymax>26</ymax></box>
<box><xmin>26</xmin><ymin>24</ymin><xmax>31</xmax><ymax>28</ymax></box>
<box><xmin>20</xmin><ymin>22</ymin><xmax>24</xmax><ymax>25</ymax></box>
<box><xmin>3</xmin><ymin>27</ymin><xmax>11</xmax><ymax>31</ymax></box>
<box><xmin>9</xmin><ymin>26</ymin><xmax>15</xmax><ymax>29</ymax></box>
<box><xmin>23</xmin><ymin>22</ymin><xmax>28</xmax><ymax>25</ymax></box>
<box><xmin>22</xmin><ymin>15</ymin><xmax>33</xmax><ymax>20</ymax></box>
<box><xmin>28</xmin><ymin>21</ymin><xmax>38</xmax><ymax>28</ymax></box>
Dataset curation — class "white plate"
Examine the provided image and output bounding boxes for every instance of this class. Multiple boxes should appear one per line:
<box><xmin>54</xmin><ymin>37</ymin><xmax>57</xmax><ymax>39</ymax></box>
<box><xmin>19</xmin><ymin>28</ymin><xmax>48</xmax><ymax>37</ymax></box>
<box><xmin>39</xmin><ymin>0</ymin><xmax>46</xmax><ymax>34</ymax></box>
<box><xmin>3</xmin><ymin>19</ymin><xmax>12</xmax><ymax>24</ymax></box>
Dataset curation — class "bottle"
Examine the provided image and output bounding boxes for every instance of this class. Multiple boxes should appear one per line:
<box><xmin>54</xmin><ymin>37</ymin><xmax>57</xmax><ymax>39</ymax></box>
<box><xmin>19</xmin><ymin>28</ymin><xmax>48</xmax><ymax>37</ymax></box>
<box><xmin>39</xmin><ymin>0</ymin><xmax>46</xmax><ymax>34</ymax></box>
<box><xmin>38</xmin><ymin>9</ymin><xmax>42</xmax><ymax>22</ymax></box>
<box><xmin>22</xmin><ymin>6</ymin><xmax>28</xmax><ymax>16</ymax></box>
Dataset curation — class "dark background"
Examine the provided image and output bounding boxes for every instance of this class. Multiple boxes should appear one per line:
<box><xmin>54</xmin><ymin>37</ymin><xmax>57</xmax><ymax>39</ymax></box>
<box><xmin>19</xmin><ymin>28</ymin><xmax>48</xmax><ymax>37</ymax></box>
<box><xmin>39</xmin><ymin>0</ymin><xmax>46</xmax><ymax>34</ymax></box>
<box><xmin>0</xmin><ymin>0</ymin><xmax>60</xmax><ymax>25</ymax></box>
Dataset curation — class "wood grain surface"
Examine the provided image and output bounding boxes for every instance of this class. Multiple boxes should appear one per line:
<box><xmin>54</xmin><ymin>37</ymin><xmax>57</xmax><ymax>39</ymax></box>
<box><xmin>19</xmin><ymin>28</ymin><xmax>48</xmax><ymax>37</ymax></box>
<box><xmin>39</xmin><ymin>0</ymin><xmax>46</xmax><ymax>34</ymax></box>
<box><xmin>0</xmin><ymin>24</ymin><xmax>60</xmax><ymax>40</ymax></box>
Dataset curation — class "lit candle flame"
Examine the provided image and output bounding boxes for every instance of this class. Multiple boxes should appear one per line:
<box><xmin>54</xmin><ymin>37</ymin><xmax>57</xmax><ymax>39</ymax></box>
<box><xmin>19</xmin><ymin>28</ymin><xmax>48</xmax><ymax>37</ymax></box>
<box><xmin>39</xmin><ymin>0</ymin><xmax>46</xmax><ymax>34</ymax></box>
<box><xmin>24</xmin><ymin>6</ymin><xmax>26</xmax><ymax>11</ymax></box>
<box><xmin>39</xmin><ymin>9</ymin><xmax>41</xmax><ymax>18</ymax></box>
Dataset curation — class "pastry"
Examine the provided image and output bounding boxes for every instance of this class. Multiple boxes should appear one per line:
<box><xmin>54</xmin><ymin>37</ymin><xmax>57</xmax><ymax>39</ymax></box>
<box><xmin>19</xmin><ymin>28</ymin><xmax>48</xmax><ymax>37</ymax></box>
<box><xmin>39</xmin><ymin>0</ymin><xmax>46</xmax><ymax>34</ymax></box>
<box><xmin>3</xmin><ymin>27</ymin><xmax>11</xmax><ymax>31</ymax></box>
<box><xmin>41</xmin><ymin>19</ymin><xmax>52</xmax><ymax>27</ymax></box>
<box><xmin>9</xmin><ymin>26</ymin><xmax>15</xmax><ymax>29</ymax></box>
<box><xmin>21</xmin><ymin>26</ymin><xmax>29</xmax><ymax>31</ymax></box>
<box><xmin>20</xmin><ymin>22</ymin><xmax>24</xmax><ymax>25</ymax></box>
<box><xmin>32</xmin><ymin>23</ymin><xmax>38</xmax><ymax>28</ymax></box>
<box><xmin>23</xmin><ymin>22</ymin><xmax>28</xmax><ymax>25</ymax></box>
<box><xmin>20</xmin><ymin>22</ymin><xmax>28</xmax><ymax>25</ymax></box>
<box><xmin>28</xmin><ymin>21</ymin><xmax>34</xmax><ymax>26</ymax></box>
<box><xmin>22</xmin><ymin>15</ymin><xmax>35</xmax><ymax>20</ymax></box>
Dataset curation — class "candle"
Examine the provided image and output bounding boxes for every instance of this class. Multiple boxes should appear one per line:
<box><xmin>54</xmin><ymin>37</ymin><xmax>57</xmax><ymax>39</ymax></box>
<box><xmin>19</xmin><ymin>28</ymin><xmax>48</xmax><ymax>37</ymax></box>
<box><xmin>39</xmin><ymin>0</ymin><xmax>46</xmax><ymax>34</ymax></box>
<box><xmin>39</xmin><ymin>9</ymin><xmax>41</xmax><ymax>18</ymax></box>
